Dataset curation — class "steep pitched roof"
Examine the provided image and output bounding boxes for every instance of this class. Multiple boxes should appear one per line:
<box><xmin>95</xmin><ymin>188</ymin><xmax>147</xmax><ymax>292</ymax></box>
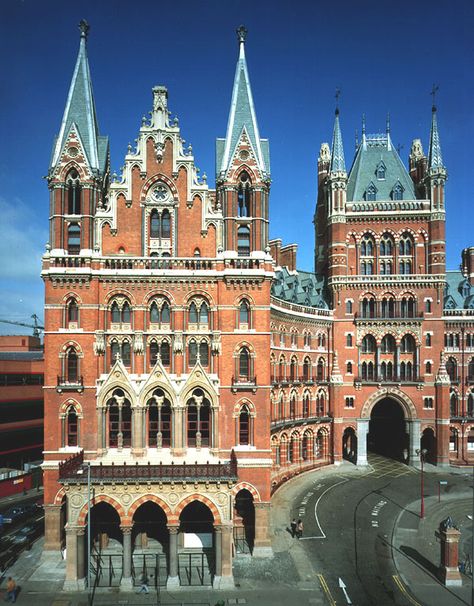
<box><xmin>330</xmin><ymin>110</ymin><xmax>346</xmax><ymax>172</ymax></box>
<box><xmin>347</xmin><ymin>132</ymin><xmax>415</xmax><ymax>202</ymax></box>
<box><xmin>428</xmin><ymin>106</ymin><xmax>444</xmax><ymax>171</ymax></box>
<box><xmin>444</xmin><ymin>271</ymin><xmax>474</xmax><ymax>310</ymax></box>
<box><xmin>50</xmin><ymin>21</ymin><xmax>108</xmax><ymax>173</ymax></box>
<box><xmin>217</xmin><ymin>26</ymin><xmax>269</xmax><ymax>178</ymax></box>
<box><xmin>272</xmin><ymin>267</ymin><xmax>329</xmax><ymax>309</ymax></box>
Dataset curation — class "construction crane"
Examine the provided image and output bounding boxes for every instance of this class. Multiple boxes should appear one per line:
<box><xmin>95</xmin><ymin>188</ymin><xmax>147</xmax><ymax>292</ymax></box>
<box><xmin>0</xmin><ymin>314</ymin><xmax>44</xmax><ymax>338</ymax></box>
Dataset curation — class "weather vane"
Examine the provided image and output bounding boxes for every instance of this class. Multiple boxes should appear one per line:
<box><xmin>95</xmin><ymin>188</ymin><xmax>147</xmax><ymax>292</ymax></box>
<box><xmin>79</xmin><ymin>20</ymin><xmax>90</xmax><ymax>40</ymax></box>
<box><xmin>335</xmin><ymin>87</ymin><xmax>341</xmax><ymax>113</ymax></box>
<box><xmin>430</xmin><ymin>84</ymin><xmax>439</xmax><ymax>110</ymax></box>
<box><xmin>237</xmin><ymin>25</ymin><xmax>247</xmax><ymax>44</ymax></box>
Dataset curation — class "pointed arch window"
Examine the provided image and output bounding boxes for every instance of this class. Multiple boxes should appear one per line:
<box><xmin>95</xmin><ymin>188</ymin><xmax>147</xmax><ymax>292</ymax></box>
<box><xmin>66</xmin><ymin>298</ymin><xmax>79</xmax><ymax>326</ymax></box>
<box><xmin>66</xmin><ymin>347</ymin><xmax>78</xmax><ymax>383</ymax></box>
<box><xmin>66</xmin><ymin>407</ymin><xmax>78</xmax><ymax>447</ymax></box>
<box><xmin>391</xmin><ymin>181</ymin><xmax>404</xmax><ymax>201</ymax></box>
<box><xmin>67</xmin><ymin>223</ymin><xmax>81</xmax><ymax>255</ymax></box>
<box><xmin>150</xmin><ymin>210</ymin><xmax>160</xmax><ymax>238</ymax></box>
<box><xmin>187</xmin><ymin>389</ymin><xmax>211</xmax><ymax>447</ymax></box>
<box><xmin>239</xmin><ymin>347</ymin><xmax>251</xmax><ymax>380</ymax></box>
<box><xmin>150</xmin><ymin>341</ymin><xmax>159</xmax><ymax>366</ymax></box>
<box><xmin>147</xmin><ymin>389</ymin><xmax>172</xmax><ymax>448</ymax></box>
<box><xmin>375</xmin><ymin>162</ymin><xmax>386</xmax><ymax>180</ymax></box>
<box><xmin>110</xmin><ymin>299</ymin><xmax>132</xmax><ymax>326</ymax></box>
<box><xmin>303</xmin><ymin>358</ymin><xmax>311</xmax><ymax>382</ymax></box>
<box><xmin>161</xmin><ymin>210</ymin><xmax>171</xmax><ymax>239</ymax></box>
<box><xmin>237</xmin><ymin>172</ymin><xmax>251</xmax><ymax>217</ymax></box>
<box><xmin>380</xmin><ymin>234</ymin><xmax>394</xmax><ymax>256</ymax></box>
<box><xmin>303</xmin><ymin>393</ymin><xmax>310</xmax><ymax>417</ymax></box>
<box><xmin>317</xmin><ymin>358</ymin><xmax>325</xmax><ymax>381</ymax></box>
<box><xmin>110</xmin><ymin>340</ymin><xmax>131</xmax><ymax>368</ymax></box>
<box><xmin>239</xmin><ymin>300</ymin><xmax>250</xmax><ymax>327</ymax></box>
<box><xmin>237</xmin><ymin>226</ymin><xmax>250</xmax><ymax>256</ymax></box>
<box><xmin>239</xmin><ymin>405</ymin><xmax>251</xmax><ymax>445</ymax></box>
<box><xmin>67</xmin><ymin>169</ymin><xmax>82</xmax><ymax>215</ymax></box>
<box><xmin>107</xmin><ymin>389</ymin><xmax>132</xmax><ymax>448</ymax></box>
<box><xmin>365</xmin><ymin>182</ymin><xmax>377</xmax><ymax>201</ymax></box>
<box><xmin>381</xmin><ymin>334</ymin><xmax>396</xmax><ymax>353</ymax></box>
<box><xmin>446</xmin><ymin>358</ymin><xmax>457</xmax><ymax>382</ymax></box>
<box><xmin>361</xmin><ymin>334</ymin><xmax>376</xmax><ymax>353</ymax></box>
<box><xmin>450</xmin><ymin>392</ymin><xmax>458</xmax><ymax>417</ymax></box>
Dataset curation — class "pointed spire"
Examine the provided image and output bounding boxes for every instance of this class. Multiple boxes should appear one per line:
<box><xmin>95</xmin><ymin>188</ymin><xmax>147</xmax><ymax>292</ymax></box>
<box><xmin>428</xmin><ymin>104</ymin><xmax>444</xmax><ymax>170</ymax></box>
<box><xmin>50</xmin><ymin>20</ymin><xmax>103</xmax><ymax>172</ymax></box>
<box><xmin>330</xmin><ymin>108</ymin><xmax>346</xmax><ymax>172</ymax></box>
<box><xmin>218</xmin><ymin>26</ymin><xmax>268</xmax><ymax>176</ymax></box>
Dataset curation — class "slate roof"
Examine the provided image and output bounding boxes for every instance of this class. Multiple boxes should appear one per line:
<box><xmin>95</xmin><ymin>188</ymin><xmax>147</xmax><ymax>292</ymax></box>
<box><xmin>217</xmin><ymin>33</ymin><xmax>269</xmax><ymax>178</ymax></box>
<box><xmin>271</xmin><ymin>267</ymin><xmax>329</xmax><ymax>309</ymax></box>
<box><xmin>50</xmin><ymin>27</ymin><xmax>108</xmax><ymax>174</ymax></box>
<box><xmin>330</xmin><ymin>111</ymin><xmax>346</xmax><ymax>172</ymax></box>
<box><xmin>428</xmin><ymin>107</ymin><xmax>444</xmax><ymax>170</ymax></box>
<box><xmin>347</xmin><ymin>134</ymin><xmax>415</xmax><ymax>202</ymax></box>
<box><xmin>444</xmin><ymin>270</ymin><xmax>474</xmax><ymax>310</ymax></box>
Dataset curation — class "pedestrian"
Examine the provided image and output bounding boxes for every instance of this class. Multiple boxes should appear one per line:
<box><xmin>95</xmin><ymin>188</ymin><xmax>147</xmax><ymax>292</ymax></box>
<box><xmin>137</xmin><ymin>571</ymin><xmax>149</xmax><ymax>594</ymax></box>
<box><xmin>4</xmin><ymin>577</ymin><xmax>16</xmax><ymax>603</ymax></box>
<box><xmin>290</xmin><ymin>517</ymin><xmax>297</xmax><ymax>538</ymax></box>
<box><xmin>296</xmin><ymin>519</ymin><xmax>303</xmax><ymax>539</ymax></box>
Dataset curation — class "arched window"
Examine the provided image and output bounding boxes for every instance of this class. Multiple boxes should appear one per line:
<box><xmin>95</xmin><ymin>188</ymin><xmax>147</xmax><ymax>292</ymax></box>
<box><xmin>401</xmin><ymin>334</ymin><xmax>415</xmax><ymax>353</ymax></box>
<box><xmin>361</xmin><ymin>297</ymin><xmax>375</xmax><ymax>318</ymax></box>
<box><xmin>381</xmin><ymin>334</ymin><xmax>396</xmax><ymax>353</ymax></box>
<box><xmin>187</xmin><ymin>389</ymin><xmax>211</xmax><ymax>447</ymax></box>
<box><xmin>237</xmin><ymin>172</ymin><xmax>251</xmax><ymax>217</ymax></box>
<box><xmin>303</xmin><ymin>393</ymin><xmax>310</xmax><ymax>417</ymax></box>
<box><xmin>150</xmin><ymin>302</ymin><xmax>160</xmax><ymax>323</ymax></box>
<box><xmin>66</xmin><ymin>407</ymin><xmax>78</xmax><ymax>447</ymax></box>
<box><xmin>239</xmin><ymin>300</ymin><xmax>250</xmax><ymax>327</ymax></box>
<box><xmin>468</xmin><ymin>393</ymin><xmax>474</xmax><ymax>416</ymax></box>
<box><xmin>346</xmin><ymin>361</ymin><xmax>353</xmax><ymax>374</ymax></box>
<box><xmin>468</xmin><ymin>359</ymin><xmax>474</xmax><ymax>381</ymax></box>
<box><xmin>121</xmin><ymin>341</ymin><xmax>131</xmax><ymax>366</ymax></box>
<box><xmin>289</xmin><ymin>395</ymin><xmax>296</xmax><ymax>419</ymax></box>
<box><xmin>360</xmin><ymin>235</ymin><xmax>374</xmax><ymax>256</ymax></box>
<box><xmin>111</xmin><ymin>302</ymin><xmax>121</xmax><ymax>323</ymax></box>
<box><xmin>303</xmin><ymin>358</ymin><xmax>311</xmax><ymax>381</ymax></box>
<box><xmin>110</xmin><ymin>341</ymin><xmax>131</xmax><ymax>367</ymax></box>
<box><xmin>67</xmin><ymin>298</ymin><xmax>78</xmax><ymax>325</ymax></box>
<box><xmin>381</xmin><ymin>297</ymin><xmax>395</xmax><ymax>318</ymax></box>
<box><xmin>237</xmin><ymin>226</ymin><xmax>250</xmax><ymax>256</ymax></box>
<box><xmin>189</xmin><ymin>302</ymin><xmax>198</xmax><ymax>324</ymax></box>
<box><xmin>161</xmin><ymin>210</ymin><xmax>171</xmax><ymax>239</ymax></box>
<box><xmin>110</xmin><ymin>299</ymin><xmax>132</xmax><ymax>325</ymax></box>
<box><xmin>316</xmin><ymin>392</ymin><xmax>325</xmax><ymax>416</ymax></box>
<box><xmin>361</xmin><ymin>334</ymin><xmax>376</xmax><ymax>353</ymax></box>
<box><xmin>239</xmin><ymin>348</ymin><xmax>250</xmax><ymax>380</ymax></box>
<box><xmin>401</xmin><ymin>297</ymin><xmax>415</xmax><ymax>318</ymax></box>
<box><xmin>290</xmin><ymin>358</ymin><xmax>297</xmax><ymax>381</ymax></box>
<box><xmin>392</xmin><ymin>182</ymin><xmax>404</xmax><ymax>201</ymax></box>
<box><xmin>147</xmin><ymin>389</ymin><xmax>171</xmax><ymax>448</ymax></box>
<box><xmin>108</xmin><ymin>389</ymin><xmax>132</xmax><ymax>448</ymax></box>
<box><xmin>380</xmin><ymin>234</ymin><xmax>393</xmax><ymax>256</ymax></box>
<box><xmin>399</xmin><ymin>234</ymin><xmax>413</xmax><ymax>256</ymax></box>
<box><xmin>365</xmin><ymin>183</ymin><xmax>377</xmax><ymax>201</ymax></box>
<box><xmin>67</xmin><ymin>223</ymin><xmax>81</xmax><ymax>254</ymax></box>
<box><xmin>122</xmin><ymin>302</ymin><xmax>131</xmax><ymax>324</ymax></box>
<box><xmin>66</xmin><ymin>347</ymin><xmax>78</xmax><ymax>383</ymax></box>
<box><xmin>446</xmin><ymin>358</ymin><xmax>457</xmax><ymax>382</ymax></box>
<box><xmin>425</xmin><ymin>361</ymin><xmax>432</xmax><ymax>374</ymax></box>
<box><xmin>317</xmin><ymin>358</ymin><xmax>325</xmax><ymax>381</ymax></box>
<box><xmin>150</xmin><ymin>341</ymin><xmax>159</xmax><ymax>366</ymax></box>
<box><xmin>67</xmin><ymin>170</ymin><xmax>81</xmax><ymax>215</ymax></box>
<box><xmin>450</xmin><ymin>392</ymin><xmax>458</xmax><ymax>417</ymax></box>
<box><xmin>239</xmin><ymin>405</ymin><xmax>250</xmax><ymax>445</ymax></box>
<box><xmin>160</xmin><ymin>341</ymin><xmax>171</xmax><ymax>366</ymax></box>
<box><xmin>150</xmin><ymin>210</ymin><xmax>160</xmax><ymax>238</ymax></box>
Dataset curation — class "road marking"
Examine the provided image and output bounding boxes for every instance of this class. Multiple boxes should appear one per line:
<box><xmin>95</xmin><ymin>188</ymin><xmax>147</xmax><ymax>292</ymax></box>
<box><xmin>317</xmin><ymin>573</ymin><xmax>337</xmax><ymax>606</ymax></box>
<box><xmin>393</xmin><ymin>574</ymin><xmax>423</xmax><ymax>606</ymax></box>
<box><xmin>311</xmin><ymin>478</ymin><xmax>349</xmax><ymax>539</ymax></box>
<box><xmin>338</xmin><ymin>577</ymin><xmax>352</xmax><ymax>604</ymax></box>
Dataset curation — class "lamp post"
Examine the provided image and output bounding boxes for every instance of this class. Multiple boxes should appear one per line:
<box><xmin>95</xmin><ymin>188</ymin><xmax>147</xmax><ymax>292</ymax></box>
<box><xmin>415</xmin><ymin>448</ymin><xmax>428</xmax><ymax>519</ymax></box>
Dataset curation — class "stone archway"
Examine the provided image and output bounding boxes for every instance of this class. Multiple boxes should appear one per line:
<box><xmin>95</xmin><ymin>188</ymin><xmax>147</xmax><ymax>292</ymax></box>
<box><xmin>357</xmin><ymin>388</ymin><xmax>419</xmax><ymax>466</ymax></box>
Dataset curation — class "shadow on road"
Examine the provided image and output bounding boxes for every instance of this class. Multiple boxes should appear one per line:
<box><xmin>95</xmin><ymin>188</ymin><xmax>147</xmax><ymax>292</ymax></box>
<box><xmin>400</xmin><ymin>545</ymin><xmax>439</xmax><ymax>578</ymax></box>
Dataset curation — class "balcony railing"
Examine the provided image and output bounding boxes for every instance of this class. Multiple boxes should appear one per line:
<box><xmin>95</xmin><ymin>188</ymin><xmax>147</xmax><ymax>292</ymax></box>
<box><xmin>56</xmin><ymin>376</ymin><xmax>84</xmax><ymax>392</ymax></box>
<box><xmin>58</xmin><ymin>449</ymin><xmax>238</xmax><ymax>484</ymax></box>
<box><xmin>355</xmin><ymin>375</ymin><xmax>421</xmax><ymax>384</ymax></box>
<box><xmin>271</xmin><ymin>375</ymin><xmax>317</xmax><ymax>386</ymax></box>
<box><xmin>355</xmin><ymin>310</ymin><xmax>423</xmax><ymax>321</ymax></box>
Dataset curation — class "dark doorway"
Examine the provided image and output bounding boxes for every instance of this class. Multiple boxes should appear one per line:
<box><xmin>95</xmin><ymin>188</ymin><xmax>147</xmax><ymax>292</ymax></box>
<box><xmin>234</xmin><ymin>489</ymin><xmax>255</xmax><ymax>554</ymax></box>
<box><xmin>421</xmin><ymin>428</ymin><xmax>436</xmax><ymax>464</ymax></box>
<box><xmin>343</xmin><ymin>428</ymin><xmax>357</xmax><ymax>463</ymax></box>
<box><xmin>368</xmin><ymin>398</ymin><xmax>408</xmax><ymax>461</ymax></box>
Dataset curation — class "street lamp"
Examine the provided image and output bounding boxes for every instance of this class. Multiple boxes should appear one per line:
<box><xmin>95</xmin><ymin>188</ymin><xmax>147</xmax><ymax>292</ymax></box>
<box><xmin>415</xmin><ymin>448</ymin><xmax>428</xmax><ymax>519</ymax></box>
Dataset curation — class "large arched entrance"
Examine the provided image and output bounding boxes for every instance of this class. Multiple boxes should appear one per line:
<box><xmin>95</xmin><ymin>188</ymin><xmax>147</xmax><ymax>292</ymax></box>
<box><xmin>368</xmin><ymin>397</ymin><xmax>408</xmax><ymax>461</ymax></box>
<box><xmin>88</xmin><ymin>502</ymin><xmax>123</xmax><ymax>587</ymax></box>
<box><xmin>233</xmin><ymin>489</ymin><xmax>255</xmax><ymax>554</ymax></box>
<box><xmin>178</xmin><ymin>501</ymin><xmax>215</xmax><ymax>586</ymax></box>
<box><xmin>132</xmin><ymin>501</ymin><xmax>169</xmax><ymax>588</ymax></box>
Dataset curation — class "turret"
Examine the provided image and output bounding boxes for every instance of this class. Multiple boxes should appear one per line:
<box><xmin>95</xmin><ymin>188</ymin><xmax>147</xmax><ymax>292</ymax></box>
<box><xmin>216</xmin><ymin>26</ymin><xmax>270</xmax><ymax>256</ymax></box>
<box><xmin>47</xmin><ymin>20</ymin><xmax>109</xmax><ymax>255</ymax></box>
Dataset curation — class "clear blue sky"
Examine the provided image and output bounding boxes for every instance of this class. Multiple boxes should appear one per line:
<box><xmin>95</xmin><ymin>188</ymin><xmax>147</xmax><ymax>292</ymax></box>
<box><xmin>1</xmin><ymin>0</ymin><xmax>473</xmax><ymax>335</ymax></box>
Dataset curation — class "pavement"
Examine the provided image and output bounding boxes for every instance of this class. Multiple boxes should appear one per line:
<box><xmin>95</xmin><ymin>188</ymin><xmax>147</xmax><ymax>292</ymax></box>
<box><xmin>1</xmin><ymin>466</ymin><xmax>474</xmax><ymax>605</ymax></box>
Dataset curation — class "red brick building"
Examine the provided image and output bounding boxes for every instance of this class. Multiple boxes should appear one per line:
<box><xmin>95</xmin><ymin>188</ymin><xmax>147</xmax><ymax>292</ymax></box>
<box><xmin>41</xmin><ymin>21</ymin><xmax>474</xmax><ymax>590</ymax></box>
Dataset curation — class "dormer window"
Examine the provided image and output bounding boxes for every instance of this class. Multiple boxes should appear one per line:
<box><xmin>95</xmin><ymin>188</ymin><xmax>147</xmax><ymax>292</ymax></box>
<box><xmin>376</xmin><ymin>161</ymin><xmax>386</xmax><ymax>180</ymax></box>
<box><xmin>365</xmin><ymin>182</ymin><xmax>377</xmax><ymax>202</ymax></box>
<box><xmin>391</xmin><ymin>181</ymin><xmax>404</xmax><ymax>201</ymax></box>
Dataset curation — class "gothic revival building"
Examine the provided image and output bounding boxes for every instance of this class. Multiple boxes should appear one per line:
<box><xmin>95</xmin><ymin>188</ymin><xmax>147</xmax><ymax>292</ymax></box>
<box><xmin>41</xmin><ymin>21</ymin><xmax>474</xmax><ymax>590</ymax></box>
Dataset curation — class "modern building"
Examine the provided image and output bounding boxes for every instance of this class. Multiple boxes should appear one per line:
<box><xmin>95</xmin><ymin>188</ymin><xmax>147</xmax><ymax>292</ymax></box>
<box><xmin>0</xmin><ymin>336</ymin><xmax>44</xmax><ymax>474</ymax></box>
<box><xmin>41</xmin><ymin>21</ymin><xmax>474</xmax><ymax>590</ymax></box>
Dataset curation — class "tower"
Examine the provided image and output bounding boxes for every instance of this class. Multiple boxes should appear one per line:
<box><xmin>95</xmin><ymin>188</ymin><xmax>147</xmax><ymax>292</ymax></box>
<box><xmin>47</xmin><ymin>20</ymin><xmax>109</xmax><ymax>256</ymax></box>
<box><xmin>216</xmin><ymin>26</ymin><xmax>271</xmax><ymax>256</ymax></box>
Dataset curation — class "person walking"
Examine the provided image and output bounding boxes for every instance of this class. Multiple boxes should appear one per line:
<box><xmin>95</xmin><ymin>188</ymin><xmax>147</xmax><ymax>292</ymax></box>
<box><xmin>290</xmin><ymin>517</ymin><xmax>297</xmax><ymax>538</ymax></box>
<box><xmin>296</xmin><ymin>519</ymin><xmax>304</xmax><ymax>539</ymax></box>
<box><xmin>4</xmin><ymin>577</ymin><xmax>17</xmax><ymax>603</ymax></box>
<box><xmin>137</xmin><ymin>572</ymin><xmax>149</xmax><ymax>594</ymax></box>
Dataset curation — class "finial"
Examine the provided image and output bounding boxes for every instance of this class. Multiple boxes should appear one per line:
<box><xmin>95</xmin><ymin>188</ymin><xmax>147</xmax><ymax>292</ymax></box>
<box><xmin>335</xmin><ymin>88</ymin><xmax>341</xmax><ymax>115</ymax></box>
<box><xmin>362</xmin><ymin>114</ymin><xmax>366</xmax><ymax>135</ymax></box>
<box><xmin>237</xmin><ymin>25</ymin><xmax>247</xmax><ymax>44</ymax></box>
<box><xmin>430</xmin><ymin>84</ymin><xmax>439</xmax><ymax>112</ymax></box>
<box><xmin>355</xmin><ymin>129</ymin><xmax>359</xmax><ymax>150</ymax></box>
<box><xmin>386</xmin><ymin>112</ymin><xmax>390</xmax><ymax>134</ymax></box>
<box><xmin>79</xmin><ymin>19</ymin><xmax>90</xmax><ymax>40</ymax></box>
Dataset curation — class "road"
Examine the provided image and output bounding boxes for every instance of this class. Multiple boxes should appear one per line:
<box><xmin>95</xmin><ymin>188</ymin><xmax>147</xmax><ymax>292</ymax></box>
<box><xmin>290</xmin><ymin>454</ymin><xmax>472</xmax><ymax>606</ymax></box>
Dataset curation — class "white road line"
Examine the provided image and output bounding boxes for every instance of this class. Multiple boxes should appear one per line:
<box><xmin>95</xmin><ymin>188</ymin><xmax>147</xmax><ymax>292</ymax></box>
<box><xmin>311</xmin><ymin>478</ymin><xmax>349</xmax><ymax>539</ymax></box>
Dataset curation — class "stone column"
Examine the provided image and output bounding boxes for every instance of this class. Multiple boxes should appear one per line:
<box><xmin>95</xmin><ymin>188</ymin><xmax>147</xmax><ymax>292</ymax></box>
<box><xmin>395</xmin><ymin>345</ymin><xmax>400</xmax><ymax>380</ymax></box>
<box><xmin>253</xmin><ymin>502</ymin><xmax>272</xmax><ymax>557</ymax></box>
<box><xmin>409</xmin><ymin>419</ymin><xmax>421</xmax><ymax>467</ymax></box>
<box><xmin>356</xmin><ymin>419</ymin><xmax>369</xmax><ymax>466</ymax></box>
<box><xmin>210</xmin><ymin>405</ymin><xmax>219</xmax><ymax>456</ymax></box>
<box><xmin>132</xmin><ymin>407</ymin><xmax>143</xmax><ymax>455</ymax></box>
<box><xmin>214</xmin><ymin>526</ymin><xmax>222</xmax><ymax>578</ymax></box>
<box><xmin>172</xmin><ymin>407</ymin><xmax>185</xmax><ymax>456</ymax></box>
<box><xmin>214</xmin><ymin>523</ymin><xmax>234</xmax><ymax>589</ymax></box>
<box><xmin>167</xmin><ymin>525</ymin><xmax>180</xmax><ymax>589</ymax></box>
<box><xmin>97</xmin><ymin>408</ymin><xmax>105</xmax><ymax>453</ymax></box>
<box><xmin>77</xmin><ymin>527</ymin><xmax>86</xmax><ymax>588</ymax></box>
<box><xmin>120</xmin><ymin>525</ymin><xmax>133</xmax><ymax>590</ymax></box>
<box><xmin>63</xmin><ymin>524</ymin><xmax>80</xmax><ymax>590</ymax></box>
<box><xmin>375</xmin><ymin>346</ymin><xmax>380</xmax><ymax>381</ymax></box>
<box><xmin>43</xmin><ymin>503</ymin><xmax>63</xmax><ymax>552</ymax></box>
